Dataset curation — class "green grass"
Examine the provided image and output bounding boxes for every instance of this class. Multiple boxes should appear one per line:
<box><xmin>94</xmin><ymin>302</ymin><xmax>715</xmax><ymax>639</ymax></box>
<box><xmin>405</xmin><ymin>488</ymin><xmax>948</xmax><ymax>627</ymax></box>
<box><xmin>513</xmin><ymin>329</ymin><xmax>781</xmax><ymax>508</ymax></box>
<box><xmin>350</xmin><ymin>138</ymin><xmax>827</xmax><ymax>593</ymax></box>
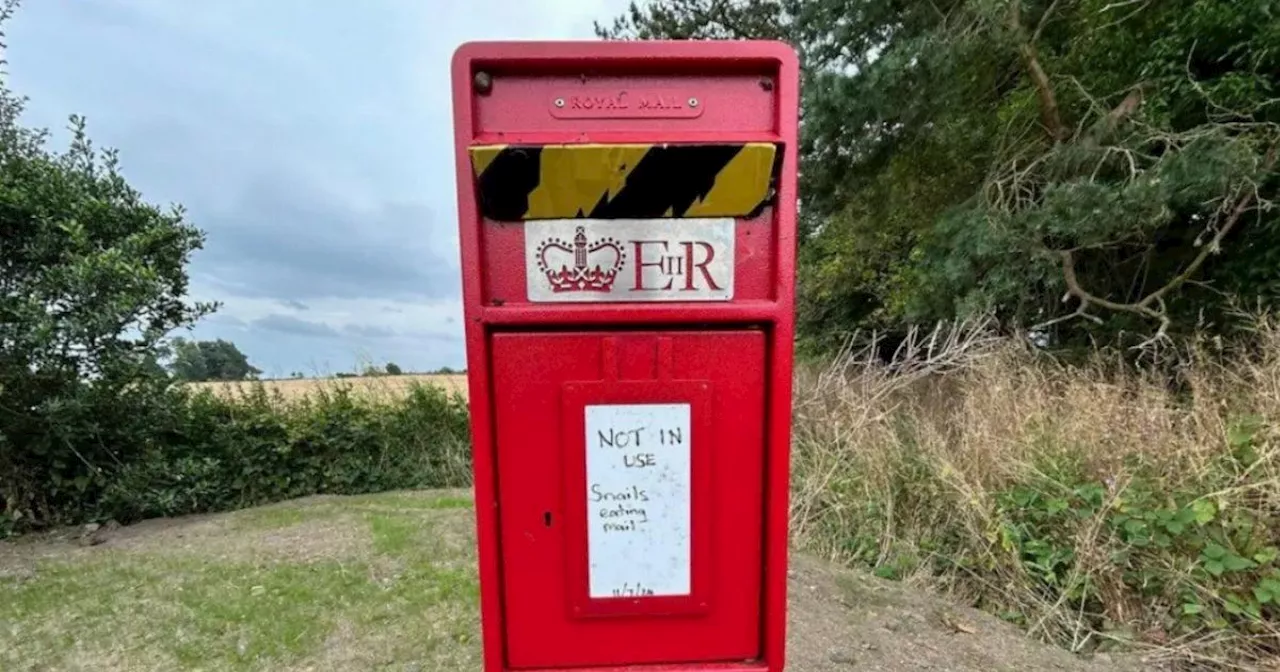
<box><xmin>228</xmin><ymin>504</ymin><xmax>319</xmax><ymax>531</ymax></box>
<box><xmin>369</xmin><ymin>513</ymin><xmax>419</xmax><ymax>556</ymax></box>
<box><xmin>345</xmin><ymin>491</ymin><xmax>475</xmax><ymax>511</ymax></box>
<box><xmin>0</xmin><ymin>490</ymin><xmax>481</xmax><ymax>671</ymax></box>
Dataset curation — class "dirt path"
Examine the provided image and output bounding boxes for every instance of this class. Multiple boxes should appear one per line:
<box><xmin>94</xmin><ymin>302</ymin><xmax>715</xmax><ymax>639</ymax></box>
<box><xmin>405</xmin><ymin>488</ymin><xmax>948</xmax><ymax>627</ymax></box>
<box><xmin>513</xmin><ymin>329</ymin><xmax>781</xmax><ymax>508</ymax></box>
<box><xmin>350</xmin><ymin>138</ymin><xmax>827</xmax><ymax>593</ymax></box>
<box><xmin>0</xmin><ymin>491</ymin><xmax>1146</xmax><ymax>671</ymax></box>
<box><xmin>786</xmin><ymin>553</ymin><xmax>1140</xmax><ymax>671</ymax></box>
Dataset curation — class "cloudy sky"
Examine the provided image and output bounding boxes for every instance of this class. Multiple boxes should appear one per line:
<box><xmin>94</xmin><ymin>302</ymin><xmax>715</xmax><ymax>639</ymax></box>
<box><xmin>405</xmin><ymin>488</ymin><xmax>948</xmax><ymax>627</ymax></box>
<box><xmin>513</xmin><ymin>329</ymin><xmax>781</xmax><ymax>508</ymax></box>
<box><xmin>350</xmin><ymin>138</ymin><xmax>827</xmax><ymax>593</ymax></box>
<box><xmin>6</xmin><ymin>0</ymin><xmax>632</xmax><ymax>377</ymax></box>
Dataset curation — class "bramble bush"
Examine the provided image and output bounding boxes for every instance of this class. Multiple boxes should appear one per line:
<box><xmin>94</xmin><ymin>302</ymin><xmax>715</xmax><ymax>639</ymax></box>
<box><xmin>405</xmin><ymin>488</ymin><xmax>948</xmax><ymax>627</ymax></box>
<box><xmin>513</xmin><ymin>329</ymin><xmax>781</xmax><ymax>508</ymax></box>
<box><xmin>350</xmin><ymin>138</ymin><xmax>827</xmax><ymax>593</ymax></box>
<box><xmin>790</xmin><ymin>318</ymin><xmax>1280</xmax><ymax>668</ymax></box>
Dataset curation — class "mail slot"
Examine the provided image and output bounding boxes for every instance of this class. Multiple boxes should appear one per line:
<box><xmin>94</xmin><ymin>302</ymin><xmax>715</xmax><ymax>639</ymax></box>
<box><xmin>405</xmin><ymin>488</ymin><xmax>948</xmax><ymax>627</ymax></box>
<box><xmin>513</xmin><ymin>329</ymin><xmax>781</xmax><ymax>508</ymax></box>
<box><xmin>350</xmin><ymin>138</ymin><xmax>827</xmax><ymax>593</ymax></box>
<box><xmin>450</xmin><ymin>40</ymin><xmax>799</xmax><ymax>672</ymax></box>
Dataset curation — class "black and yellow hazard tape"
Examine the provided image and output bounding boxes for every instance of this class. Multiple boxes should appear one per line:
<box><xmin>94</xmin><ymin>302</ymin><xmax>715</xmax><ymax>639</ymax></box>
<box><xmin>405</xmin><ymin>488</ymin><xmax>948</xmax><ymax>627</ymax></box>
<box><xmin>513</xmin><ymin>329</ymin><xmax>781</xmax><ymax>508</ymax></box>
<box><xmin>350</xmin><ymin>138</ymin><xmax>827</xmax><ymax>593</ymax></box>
<box><xmin>469</xmin><ymin>143</ymin><xmax>777</xmax><ymax>221</ymax></box>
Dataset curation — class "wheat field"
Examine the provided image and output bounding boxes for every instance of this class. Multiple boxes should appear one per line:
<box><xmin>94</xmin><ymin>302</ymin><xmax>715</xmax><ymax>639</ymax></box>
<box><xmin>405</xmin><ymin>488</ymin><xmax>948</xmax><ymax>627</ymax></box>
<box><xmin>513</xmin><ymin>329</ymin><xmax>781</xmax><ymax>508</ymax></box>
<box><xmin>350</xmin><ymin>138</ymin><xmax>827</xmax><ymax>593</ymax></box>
<box><xmin>187</xmin><ymin>374</ymin><xmax>470</xmax><ymax>402</ymax></box>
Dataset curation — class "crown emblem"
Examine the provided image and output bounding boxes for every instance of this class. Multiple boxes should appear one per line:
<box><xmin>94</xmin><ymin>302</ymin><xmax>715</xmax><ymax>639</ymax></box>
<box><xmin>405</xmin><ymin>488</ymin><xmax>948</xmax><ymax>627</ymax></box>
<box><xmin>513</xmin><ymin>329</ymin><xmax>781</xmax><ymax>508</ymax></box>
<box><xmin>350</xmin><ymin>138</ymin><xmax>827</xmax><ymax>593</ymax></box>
<box><xmin>535</xmin><ymin>226</ymin><xmax>626</xmax><ymax>293</ymax></box>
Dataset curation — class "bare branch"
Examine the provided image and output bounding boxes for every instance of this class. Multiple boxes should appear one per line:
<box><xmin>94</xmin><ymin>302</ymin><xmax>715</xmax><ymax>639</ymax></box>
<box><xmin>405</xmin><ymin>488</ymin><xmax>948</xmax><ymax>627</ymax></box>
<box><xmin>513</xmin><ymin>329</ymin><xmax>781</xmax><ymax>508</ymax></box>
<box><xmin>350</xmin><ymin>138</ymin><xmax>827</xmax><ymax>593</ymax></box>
<box><xmin>1049</xmin><ymin>144</ymin><xmax>1278</xmax><ymax>343</ymax></box>
<box><xmin>1032</xmin><ymin>0</ymin><xmax>1063</xmax><ymax>44</ymax></box>
<box><xmin>1100</xmin><ymin>87</ymin><xmax>1145</xmax><ymax>138</ymax></box>
<box><xmin>1010</xmin><ymin>0</ymin><xmax>1067</xmax><ymax>142</ymax></box>
<box><xmin>1132</xmin><ymin>316</ymin><xmax>1173</xmax><ymax>351</ymax></box>
<box><xmin>1094</xmin><ymin>0</ymin><xmax>1152</xmax><ymax>33</ymax></box>
<box><xmin>1060</xmin><ymin>249</ymin><xmax>1165</xmax><ymax>319</ymax></box>
<box><xmin>1140</xmin><ymin>182</ymin><xmax>1267</xmax><ymax>308</ymax></box>
<box><xmin>1100</xmin><ymin>0</ymin><xmax>1148</xmax><ymax>11</ymax></box>
<box><xmin>1033</xmin><ymin>299</ymin><xmax>1105</xmax><ymax>332</ymax></box>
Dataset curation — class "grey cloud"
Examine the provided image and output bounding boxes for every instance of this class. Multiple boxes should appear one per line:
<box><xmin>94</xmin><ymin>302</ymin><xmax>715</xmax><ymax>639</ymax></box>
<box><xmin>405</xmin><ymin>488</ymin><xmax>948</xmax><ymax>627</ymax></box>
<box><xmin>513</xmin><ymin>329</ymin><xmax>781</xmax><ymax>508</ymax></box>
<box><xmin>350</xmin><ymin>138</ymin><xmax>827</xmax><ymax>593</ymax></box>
<box><xmin>10</xmin><ymin>3</ymin><xmax>460</xmax><ymax>311</ymax></box>
<box><xmin>340</xmin><ymin>324</ymin><xmax>461</xmax><ymax>342</ymax></box>
<box><xmin>195</xmin><ymin>176</ymin><xmax>459</xmax><ymax>302</ymax></box>
<box><xmin>254</xmin><ymin>314</ymin><xmax>340</xmax><ymax>338</ymax></box>
<box><xmin>343</xmin><ymin>324</ymin><xmax>396</xmax><ymax>339</ymax></box>
<box><xmin>400</xmin><ymin>329</ymin><xmax>463</xmax><ymax>343</ymax></box>
<box><xmin>6</xmin><ymin>0</ymin><xmax>616</xmax><ymax>379</ymax></box>
<box><xmin>205</xmin><ymin>312</ymin><xmax>247</xmax><ymax>327</ymax></box>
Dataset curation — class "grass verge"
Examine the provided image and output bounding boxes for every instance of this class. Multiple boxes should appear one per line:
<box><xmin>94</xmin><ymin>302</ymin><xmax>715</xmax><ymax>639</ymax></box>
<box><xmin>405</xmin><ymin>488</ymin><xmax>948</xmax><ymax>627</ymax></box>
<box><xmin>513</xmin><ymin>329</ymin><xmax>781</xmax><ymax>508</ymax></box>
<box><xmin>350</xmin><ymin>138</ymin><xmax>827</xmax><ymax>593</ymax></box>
<box><xmin>0</xmin><ymin>490</ymin><xmax>481</xmax><ymax>671</ymax></box>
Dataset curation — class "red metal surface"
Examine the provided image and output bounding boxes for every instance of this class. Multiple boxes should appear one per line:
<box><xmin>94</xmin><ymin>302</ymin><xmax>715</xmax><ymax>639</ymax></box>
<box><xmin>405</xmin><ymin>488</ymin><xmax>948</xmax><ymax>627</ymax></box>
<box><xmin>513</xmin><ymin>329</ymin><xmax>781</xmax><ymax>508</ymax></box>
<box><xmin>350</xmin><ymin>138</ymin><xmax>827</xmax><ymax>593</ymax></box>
<box><xmin>477</xmin><ymin>73</ymin><xmax>776</xmax><ymax>135</ymax></box>
<box><xmin>519</xmin><ymin>660</ymin><xmax>768</xmax><ymax>665</ymax></box>
<box><xmin>451</xmin><ymin>40</ymin><xmax>799</xmax><ymax>672</ymax></box>
<box><xmin>492</xmin><ymin>332</ymin><xmax>764</xmax><ymax>668</ymax></box>
<box><xmin>483</xmin><ymin>211</ymin><xmax>776</xmax><ymax>307</ymax></box>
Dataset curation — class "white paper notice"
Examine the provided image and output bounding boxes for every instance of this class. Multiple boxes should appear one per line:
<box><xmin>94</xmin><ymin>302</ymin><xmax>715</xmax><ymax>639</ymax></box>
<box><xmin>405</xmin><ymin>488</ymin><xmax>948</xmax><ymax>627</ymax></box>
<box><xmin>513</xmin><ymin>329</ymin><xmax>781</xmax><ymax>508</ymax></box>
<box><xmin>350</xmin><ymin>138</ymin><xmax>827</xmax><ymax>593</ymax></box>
<box><xmin>585</xmin><ymin>403</ymin><xmax>692</xmax><ymax>599</ymax></box>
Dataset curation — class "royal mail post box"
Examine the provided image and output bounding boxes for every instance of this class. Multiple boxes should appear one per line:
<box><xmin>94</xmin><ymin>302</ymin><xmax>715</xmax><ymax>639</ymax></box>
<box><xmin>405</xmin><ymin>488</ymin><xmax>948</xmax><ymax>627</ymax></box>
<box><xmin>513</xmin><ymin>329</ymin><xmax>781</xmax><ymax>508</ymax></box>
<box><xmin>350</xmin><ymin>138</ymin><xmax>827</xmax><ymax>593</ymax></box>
<box><xmin>450</xmin><ymin>40</ymin><xmax>799</xmax><ymax>672</ymax></box>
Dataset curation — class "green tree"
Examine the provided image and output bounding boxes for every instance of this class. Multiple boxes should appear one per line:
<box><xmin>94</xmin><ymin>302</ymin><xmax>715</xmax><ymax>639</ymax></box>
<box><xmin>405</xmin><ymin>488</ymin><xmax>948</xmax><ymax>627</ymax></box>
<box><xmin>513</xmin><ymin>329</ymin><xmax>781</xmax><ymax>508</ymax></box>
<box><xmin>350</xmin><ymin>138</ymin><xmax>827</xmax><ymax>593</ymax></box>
<box><xmin>0</xmin><ymin>0</ymin><xmax>216</xmax><ymax>526</ymax></box>
<box><xmin>169</xmin><ymin>338</ymin><xmax>208</xmax><ymax>381</ymax></box>
<box><xmin>602</xmin><ymin>0</ymin><xmax>1280</xmax><ymax>352</ymax></box>
<box><xmin>384</xmin><ymin>362</ymin><xmax>403</xmax><ymax>375</ymax></box>
<box><xmin>168</xmin><ymin>338</ymin><xmax>260</xmax><ymax>381</ymax></box>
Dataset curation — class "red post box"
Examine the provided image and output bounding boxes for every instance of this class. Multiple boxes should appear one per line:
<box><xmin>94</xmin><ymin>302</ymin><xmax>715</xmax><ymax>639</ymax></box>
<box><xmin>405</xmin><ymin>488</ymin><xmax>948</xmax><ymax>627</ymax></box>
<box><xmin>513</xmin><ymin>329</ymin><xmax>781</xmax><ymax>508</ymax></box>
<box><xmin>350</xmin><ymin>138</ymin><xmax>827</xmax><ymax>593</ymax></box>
<box><xmin>450</xmin><ymin>40</ymin><xmax>800</xmax><ymax>672</ymax></box>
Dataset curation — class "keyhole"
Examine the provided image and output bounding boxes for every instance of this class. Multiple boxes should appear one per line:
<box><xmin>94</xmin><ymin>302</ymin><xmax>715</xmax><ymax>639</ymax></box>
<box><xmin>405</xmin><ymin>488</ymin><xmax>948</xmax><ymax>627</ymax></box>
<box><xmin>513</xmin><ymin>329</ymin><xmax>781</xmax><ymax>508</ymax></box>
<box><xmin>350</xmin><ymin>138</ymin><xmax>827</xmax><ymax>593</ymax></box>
<box><xmin>543</xmin><ymin>511</ymin><xmax>553</xmax><ymax>527</ymax></box>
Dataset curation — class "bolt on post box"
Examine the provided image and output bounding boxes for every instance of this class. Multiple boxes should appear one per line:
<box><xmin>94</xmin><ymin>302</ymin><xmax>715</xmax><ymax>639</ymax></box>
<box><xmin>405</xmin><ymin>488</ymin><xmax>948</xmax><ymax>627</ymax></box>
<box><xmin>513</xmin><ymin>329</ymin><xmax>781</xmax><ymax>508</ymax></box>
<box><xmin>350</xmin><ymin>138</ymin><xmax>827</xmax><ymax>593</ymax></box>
<box><xmin>450</xmin><ymin>40</ymin><xmax>800</xmax><ymax>672</ymax></box>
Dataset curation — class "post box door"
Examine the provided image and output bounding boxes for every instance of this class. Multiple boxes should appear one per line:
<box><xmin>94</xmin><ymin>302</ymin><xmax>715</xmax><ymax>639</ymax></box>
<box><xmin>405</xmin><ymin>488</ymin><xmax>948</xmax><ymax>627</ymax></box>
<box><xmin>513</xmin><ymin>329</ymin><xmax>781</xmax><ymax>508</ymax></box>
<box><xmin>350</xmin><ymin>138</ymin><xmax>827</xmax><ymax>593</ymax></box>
<box><xmin>492</xmin><ymin>330</ymin><xmax>766</xmax><ymax>669</ymax></box>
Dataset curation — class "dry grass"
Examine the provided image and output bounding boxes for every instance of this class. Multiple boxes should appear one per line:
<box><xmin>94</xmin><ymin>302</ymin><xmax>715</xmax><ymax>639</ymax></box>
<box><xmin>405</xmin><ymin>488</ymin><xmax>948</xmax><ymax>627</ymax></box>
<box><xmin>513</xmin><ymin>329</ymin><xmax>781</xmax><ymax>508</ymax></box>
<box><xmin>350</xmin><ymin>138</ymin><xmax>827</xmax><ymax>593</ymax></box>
<box><xmin>790</xmin><ymin>318</ymin><xmax>1280</xmax><ymax>670</ymax></box>
<box><xmin>187</xmin><ymin>374</ymin><xmax>469</xmax><ymax>403</ymax></box>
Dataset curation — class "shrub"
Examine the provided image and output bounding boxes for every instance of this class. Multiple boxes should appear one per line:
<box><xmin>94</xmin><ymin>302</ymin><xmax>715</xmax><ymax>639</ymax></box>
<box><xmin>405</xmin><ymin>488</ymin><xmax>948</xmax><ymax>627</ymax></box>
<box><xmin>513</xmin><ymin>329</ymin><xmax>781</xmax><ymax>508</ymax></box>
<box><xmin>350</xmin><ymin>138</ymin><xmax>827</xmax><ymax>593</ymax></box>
<box><xmin>14</xmin><ymin>381</ymin><xmax>472</xmax><ymax>530</ymax></box>
<box><xmin>790</xmin><ymin>318</ymin><xmax>1280</xmax><ymax>668</ymax></box>
<box><xmin>0</xmin><ymin>26</ymin><xmax>214</xmax><ymax>534</ymax></box>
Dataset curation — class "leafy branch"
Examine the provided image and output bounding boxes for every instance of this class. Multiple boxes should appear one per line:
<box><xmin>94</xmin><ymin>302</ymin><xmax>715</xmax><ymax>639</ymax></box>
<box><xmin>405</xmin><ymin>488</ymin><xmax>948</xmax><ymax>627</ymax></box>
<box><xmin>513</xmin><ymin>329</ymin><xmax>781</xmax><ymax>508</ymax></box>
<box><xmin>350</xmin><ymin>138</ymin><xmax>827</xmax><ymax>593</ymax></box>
<box><xmin>1047</xmin><ymin>144</ymin><xmax>1278</xmax><ymax>347</ymax></box>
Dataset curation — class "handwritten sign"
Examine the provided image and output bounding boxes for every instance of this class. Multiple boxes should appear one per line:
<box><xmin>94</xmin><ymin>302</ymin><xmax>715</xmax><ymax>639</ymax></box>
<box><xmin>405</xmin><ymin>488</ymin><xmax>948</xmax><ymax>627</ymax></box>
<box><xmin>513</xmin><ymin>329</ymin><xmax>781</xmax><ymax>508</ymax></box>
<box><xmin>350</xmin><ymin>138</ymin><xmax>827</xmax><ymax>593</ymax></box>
<box><xmin>584</xmin><ymin>403</ymin><xmax>692</xmax><ymax>599</ymax></box>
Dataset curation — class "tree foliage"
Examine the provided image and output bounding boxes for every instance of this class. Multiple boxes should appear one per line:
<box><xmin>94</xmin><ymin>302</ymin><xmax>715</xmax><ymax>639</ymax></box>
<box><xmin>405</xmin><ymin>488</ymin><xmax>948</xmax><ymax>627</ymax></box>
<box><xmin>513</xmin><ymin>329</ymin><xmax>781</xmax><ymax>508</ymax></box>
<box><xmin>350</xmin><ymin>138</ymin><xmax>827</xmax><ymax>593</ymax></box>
<box><xmin>0</xmin><ymin>0</ymin><xmax>216</xmax><ymax>527</ymax></box>
<box><xmin>600</xmin><ymin>0</ymin><xmax>1280</xmax><ymax>352</ymax></box>
<box><xmin>169</xmin><ymin>338</ymin><xmax>260</xmax><ymax>382</ymax></box>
